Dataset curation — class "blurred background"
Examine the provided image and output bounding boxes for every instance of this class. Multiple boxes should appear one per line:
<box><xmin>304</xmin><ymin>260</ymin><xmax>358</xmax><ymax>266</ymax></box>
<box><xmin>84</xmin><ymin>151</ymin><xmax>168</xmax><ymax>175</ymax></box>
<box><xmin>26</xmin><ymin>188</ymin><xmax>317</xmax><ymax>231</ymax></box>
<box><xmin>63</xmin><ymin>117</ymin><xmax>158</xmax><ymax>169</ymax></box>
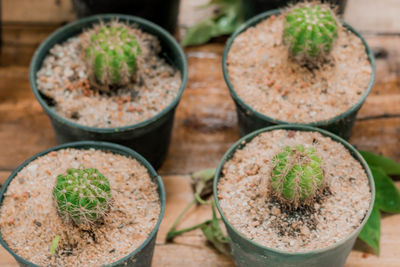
<box><xmin>0</xmin><ymin>1</ymin><xmax>399</xmax><ymax>266</ymax></box>
<box><xmin>1</xmin><ymin>0</ymin><xmax>400</xmax><ymax>67</ymax></box>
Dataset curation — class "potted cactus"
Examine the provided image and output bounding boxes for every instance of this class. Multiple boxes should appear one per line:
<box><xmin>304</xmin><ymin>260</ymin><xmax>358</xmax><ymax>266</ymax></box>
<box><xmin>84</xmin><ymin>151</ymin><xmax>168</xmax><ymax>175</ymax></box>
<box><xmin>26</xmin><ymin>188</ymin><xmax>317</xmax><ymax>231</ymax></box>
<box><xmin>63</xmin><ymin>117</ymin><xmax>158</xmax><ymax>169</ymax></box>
<box><xmin>282</xmin><ymin>5</ymin><xmax>338</xmax><ymax>68</ymax></box>
<box><xmin>83</xmin><ymin>23</ymin><xmax>142</xmax><ymax>92</ymax></box>
<box><xmin>53</xmin><ymin>167</ymin><xmax>113</xmax><ymax>226</ymax></box>
<box><xmin>269</xmin><ymin>144</ymin><xmax>324</xmax><ymax>210</ymax></box>
<box><xmin>0</xmin><ymin>141</ymin><xmax>165</xmax><ymax>266</ymax></box>
<box><xmin>214</xmin><ymin>125</ymin><xmax>375</xmax><ymax>267</ymax></box>
<box><xmin>222</xmin><ymin>1</ymin><xmax>375</xmax><ymax>139</ymax></box>
<box><xmin>30</xmin><ymin>14</ymin><xmax>188</xmax><ymax>169</ymax></box>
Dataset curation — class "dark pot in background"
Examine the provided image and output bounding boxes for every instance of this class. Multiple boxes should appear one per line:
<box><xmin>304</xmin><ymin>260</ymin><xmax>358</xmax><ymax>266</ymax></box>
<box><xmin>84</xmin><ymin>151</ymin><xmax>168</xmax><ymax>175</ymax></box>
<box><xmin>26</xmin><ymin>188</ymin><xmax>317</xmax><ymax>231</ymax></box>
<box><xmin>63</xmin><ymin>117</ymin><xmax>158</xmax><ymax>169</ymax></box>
<box><xmin>222</xmin><ymin>10</ymin><xmax>375</xmax><ymax>140</ymax></box>
<box><xmin>30</xmin><ymin>14</ymin><xmax>188</xmax><ymax>170</ymax></box>
<box><xmin>0</xmin><ymin>0</ymin><xmax>2</xmax><ymax>61</ymax></box>
<box><xmin>214</xmin><ymin>125</ymin><xmax>375</xmax><ymax>267</ymax></box>
<box><xmin>0</xmin><ymin>141</ymin><xmax>166</xmax><ymax>267</ymax></box>
<box><xmin>242</xmin><ymin>0</ymin><xmax>347</xmax><ymax>19</ymax></box>
<box><xmin>71</xmin><ymin>0</ymin><xmax>180</xmax><ymax>33</ymax></box>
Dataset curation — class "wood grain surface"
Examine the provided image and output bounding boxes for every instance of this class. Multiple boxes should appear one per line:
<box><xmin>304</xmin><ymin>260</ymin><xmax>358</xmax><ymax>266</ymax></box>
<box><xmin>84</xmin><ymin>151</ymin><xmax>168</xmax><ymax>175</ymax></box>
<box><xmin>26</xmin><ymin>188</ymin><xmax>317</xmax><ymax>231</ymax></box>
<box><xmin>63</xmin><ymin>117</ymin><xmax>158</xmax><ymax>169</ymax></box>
<box><xmin>0</xmin><ymin>0</ymin><xmax>399</xmax><ymax>266</ymax></box>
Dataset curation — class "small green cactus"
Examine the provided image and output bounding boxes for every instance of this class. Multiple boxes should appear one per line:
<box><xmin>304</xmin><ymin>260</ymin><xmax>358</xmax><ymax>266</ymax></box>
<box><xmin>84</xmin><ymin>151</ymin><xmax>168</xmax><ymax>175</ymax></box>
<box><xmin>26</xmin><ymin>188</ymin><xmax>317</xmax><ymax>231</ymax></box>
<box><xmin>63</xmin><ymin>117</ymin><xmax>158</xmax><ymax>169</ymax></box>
<box><xmin>269</xmin><ymin>145</ymin><xmax>324</xmax><ymax>209</ymax></box>
<box><xmin>85</xmin><ymin>24</ymin><xmax>141</xmax><ymax>91</ymax></box>
<box><xmin>283</xmin><ymin>4</ymin><xmax>338</xmax><ymax>65</ymax></box>
<box><xmin>53</xmin><ymin>167</ymin><xmax>112</xmax><ymax>225</ymax></box>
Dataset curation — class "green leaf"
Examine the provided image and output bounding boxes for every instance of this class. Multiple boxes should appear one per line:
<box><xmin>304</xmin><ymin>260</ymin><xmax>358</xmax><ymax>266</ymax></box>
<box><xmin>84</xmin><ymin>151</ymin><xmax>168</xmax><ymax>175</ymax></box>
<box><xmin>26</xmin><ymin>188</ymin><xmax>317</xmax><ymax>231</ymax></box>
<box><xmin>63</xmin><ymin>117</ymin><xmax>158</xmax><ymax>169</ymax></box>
<box><xmin>191</xmin><ymin>168</ymin><xmax>216</xmax><ymax>184</ymax></box>
<box><xmin>359</xmin><ymin>150</ymin><xmax>400</xmax><ymax>175</ymax></box>
<box><xmin>50</xmin><ymin>235</ymin><xmax>60</xmax><ymax>255</ymax></box>
<box><xmin>371</xmin><ymin>166</ymin><xmax>400</xmax><ymax>213</ymax></box>
<box><xmin>358</xmin><ymin>205</ymin><xmax>380</xmax><ymax>254</ymax></box>
<box><xmin>215</xmin><ymin>10</ymin><xmax>241</xmax><ymax>35</ymax></box>
<box><xmin>165</xmin><ymin>199</ymin><xmax>197</xmax><ymax>242</ymax></box>
<box><xmin>181</xmin><ymin>0</ymin><xmax>243</xmax><ymax>46</ymax></box>
<box><xmin>166</xmin><ymin>218</ymin><xmax>212</xmax><ymax>241</ymax></box>
<box><xmin>191</xmin><ymin>168</ymin><xmax>216</xmax><ymax>202</ymax></box>
<box><xmin>166</xmin><ymin>168</ymin><xmax>218</xmax><ymax>242</ymax></box>
<box><xmin>181</xmin><ymin>19</ymin><xmax>218</xmax><ymax>46</ymax></box>
<box><xmin>200</xmin><ymin>201</ymin><xmax>231</xmax><ymax>256</ymax></box>
<box><xmin>209</xmin><ymin>0</ymin><xmax>237</xmax><ymax>5</ymax></box>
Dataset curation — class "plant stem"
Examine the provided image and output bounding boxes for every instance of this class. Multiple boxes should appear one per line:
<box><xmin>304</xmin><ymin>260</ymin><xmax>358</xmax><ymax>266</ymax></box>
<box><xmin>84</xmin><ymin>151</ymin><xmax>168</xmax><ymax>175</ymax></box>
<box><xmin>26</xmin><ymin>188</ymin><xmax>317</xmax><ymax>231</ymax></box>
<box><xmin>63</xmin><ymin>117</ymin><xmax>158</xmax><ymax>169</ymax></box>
<box><xmin>194</xmin><ymin>193</ymin><xmax>210</xmax><ymax>205</ymax></box>
<box><xmin>50</xmin><ymin>235</ymin><xmax>60</xmax><ymax>255</ymax></box>
<box><xmin>166</xmin><ymin>198</ymin><xmax>196</xmax><ymax>242</ymax></box>
<box><xmin>166</xmin><ymin>219</ymin><xmax>213</xmax><ymax>241</ymax></box>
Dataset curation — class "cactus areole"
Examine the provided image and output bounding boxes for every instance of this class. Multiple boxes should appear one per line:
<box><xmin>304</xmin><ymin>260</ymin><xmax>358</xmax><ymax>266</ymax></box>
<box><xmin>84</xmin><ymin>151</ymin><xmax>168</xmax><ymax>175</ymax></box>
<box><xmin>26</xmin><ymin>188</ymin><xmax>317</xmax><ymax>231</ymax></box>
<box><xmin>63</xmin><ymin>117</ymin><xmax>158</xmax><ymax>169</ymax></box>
<box><xmin>283</xmin><ymin>4</ymin><xmax>338</xmax><ymax>66</ymax></box>
<box><xmin>53</xmin><ymin>167</ymin><xmax>112</xmax><ymax>225</ymax></box>
<box><xmin>85</xmin><ymin>23</ymin><xmax>141</xmax><ymax>92</ymax></box>
<box><xmin>270</xmin><ymin>145</ymin><xmax>324</xmax><ymax>209</ymax></box>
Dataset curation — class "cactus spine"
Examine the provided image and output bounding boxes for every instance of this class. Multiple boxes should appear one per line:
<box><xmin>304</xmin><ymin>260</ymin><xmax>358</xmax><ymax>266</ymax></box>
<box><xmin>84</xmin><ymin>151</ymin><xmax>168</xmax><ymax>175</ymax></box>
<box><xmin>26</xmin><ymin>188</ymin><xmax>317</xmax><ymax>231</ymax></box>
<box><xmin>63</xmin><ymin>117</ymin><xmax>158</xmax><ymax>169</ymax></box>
<box><xmin>283</xmin><ymin>3</ymin><xmax>338</xmax><ymax>66</ymax></box>
<box><xmin>53</xmin><ymin>167</ymin><xmax>112</xmax><ymax>225</ymax></box>
<box><xmin>85</xmin><ymin>23</ymin><xmax>141</xmax><ymax>92</ymax></box>
<box><xmin>269</xmin><ymin>145</ymin><xmax>324</xmax><ymax>209</ymax></box>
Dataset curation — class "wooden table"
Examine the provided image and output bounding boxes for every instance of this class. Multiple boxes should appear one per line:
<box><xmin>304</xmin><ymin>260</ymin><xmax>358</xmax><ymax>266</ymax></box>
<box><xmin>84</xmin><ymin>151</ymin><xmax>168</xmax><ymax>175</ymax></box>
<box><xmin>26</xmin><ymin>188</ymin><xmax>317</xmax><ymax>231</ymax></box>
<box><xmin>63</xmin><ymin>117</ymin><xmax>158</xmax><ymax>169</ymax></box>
<box><xmin>1</xmin><ymin>0</ymin><xmax>399</xmax><ymax>266</ymax></box>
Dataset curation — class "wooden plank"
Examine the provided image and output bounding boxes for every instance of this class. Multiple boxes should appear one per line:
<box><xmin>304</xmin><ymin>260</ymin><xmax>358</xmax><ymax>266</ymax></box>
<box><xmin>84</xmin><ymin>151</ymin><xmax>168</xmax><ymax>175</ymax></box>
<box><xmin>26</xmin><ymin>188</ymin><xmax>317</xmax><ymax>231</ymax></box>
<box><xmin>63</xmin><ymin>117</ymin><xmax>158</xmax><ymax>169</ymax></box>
<box><xmin>350</xmin><ymin>118</ymin><xmax>400</xmax><ymax>163</ymax></box>
<box><xmin>0</xmin><ymin>249</ymin><xmax>16</xmax><ymax>267</ymax></box>
<box><xmin>351</xmin><ymin>35</ymin><xmax>400</xmax><ymax>161</ymax></box>
<box><xmin>1</xmin><ymin>25</ymin><xmax>69</xmax><ymax>67</ymax></box>
<box><xmin>357</xmin><ymin>95</ymin><xmax>400</xmax><ymax>119</ymax></box>
<box><xmin>0</xmin><ymin>39</ymin><xmax>399</xmax><ymax>171</ymax></box>
<box><xmin>0</xmin><ymin>67</ymin><xmax>33</xmax><ymax>100</ymax></box>
<box><xmin>2</xmin><ymin>0</ymin><xmax>75</xmax><ymax>23</ymax></box>
<box><xmin>160</xmin><ymin>44</ymin><xmax>239</xmax><ymax>175</ymax></box>
<box><xmin>1</xmin><ymin>24</ymin><xmax>60</xmax><ymax>66</ymax></box>
<box><xmin>0</xmin><ymin>171</ymin><xmax>10</xmax><ymax>185</ymax></box>
<box><xmin>0</xmin><ymin>175</ymin><xmax>398</xmax><ymax>266</ymax></box>
<box><xmin>153</xmin><ymin>244</ymin><xmax>233</xmax><ymax>266</ymax></box>
<box><xmin>0</xmin><ymin>67</ymin><xmax>57</xmax><ymax>170</ymax></box>
<box><xmin>366</xmin><ymin>35</ymin><xmax>400</xmax><ymax>85</ymax></box>
<box><xmin>344</xmin><ymin>0</ymin><xmax>400</xmax><ymax>34</ymax></box>
<box><xmin>2</xmin><ymin>24</ymin><xmax>60</xmax><ymax>46</ymax></box>
<box><xmin>0</xmin><ymin>13</ymin><xmax>400</xmax><ymax>265</ymax></box>
<box><xmin>2</xmin><ymin>3</ymin><xmax>400</xmax><ymax>67</ymax></box>
<box><xmin>348</xmin><ymin>215</ymin><xmax>400</xmax><ymax>267</ymax></box>
<box><xmin>0</xmin><ymin>98</ymin><xmax>56</xmax><ymax>170</ymax></box>
<box><xmin>1</xmin><ymin>45</ymin><xmax>39</xmax><ymax>67</ymax></box>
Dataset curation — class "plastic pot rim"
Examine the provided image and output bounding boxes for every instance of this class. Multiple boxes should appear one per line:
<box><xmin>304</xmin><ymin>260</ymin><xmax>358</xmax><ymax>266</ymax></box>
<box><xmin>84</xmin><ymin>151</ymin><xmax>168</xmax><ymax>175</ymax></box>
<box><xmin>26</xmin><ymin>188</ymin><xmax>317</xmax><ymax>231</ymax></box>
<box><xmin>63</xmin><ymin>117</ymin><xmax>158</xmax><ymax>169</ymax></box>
<box><xmin>222</xmin><ymin>9</ymin><xmax>376</xmax><ymax>127</ymax></box>
<box><xmin>29</xmin><ymin>14</ymin><xmax>188</xmax><ymax>134</ymax></box>
<box><xmin>213</xmin><ymin>124</ymin><xmax>375</xmax><ymax>256</ymax></box>
<box><xmin>0</xmin><ymin>141</ymin><xmax>166</xmax><ymax>267</ymax></box>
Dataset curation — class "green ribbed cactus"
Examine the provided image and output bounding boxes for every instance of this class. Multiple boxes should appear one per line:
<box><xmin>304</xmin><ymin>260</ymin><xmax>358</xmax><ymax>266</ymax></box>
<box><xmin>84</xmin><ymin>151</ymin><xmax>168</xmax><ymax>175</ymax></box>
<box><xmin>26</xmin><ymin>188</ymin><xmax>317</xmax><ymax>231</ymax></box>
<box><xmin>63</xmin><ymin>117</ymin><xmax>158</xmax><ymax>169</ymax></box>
<box><xmin>283</xmin><ymin>4</ymin><xmax>338</xmax><ymax>65</ymax></box>
<box><xmin>85</xmin><ymin>24</ymin><xmax>141</xmax><ymax>91</ymax></box>
<box><xmin>269</xmin><ymin>145</ymin><xmax>324</xmax><ymax>209</ymax></box>
<box><xmin>53</xmin><ymin>167</ymin><xmax>112</xmax><ymax>225</ymax></box>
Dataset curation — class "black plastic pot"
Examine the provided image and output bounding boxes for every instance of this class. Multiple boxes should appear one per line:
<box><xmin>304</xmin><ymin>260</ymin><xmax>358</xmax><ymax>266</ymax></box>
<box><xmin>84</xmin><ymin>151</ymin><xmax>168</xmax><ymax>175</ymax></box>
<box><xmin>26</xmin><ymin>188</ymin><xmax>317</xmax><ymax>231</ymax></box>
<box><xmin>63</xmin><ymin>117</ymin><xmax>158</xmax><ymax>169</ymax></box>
<box><xmin>30</xmin><ymin>14</ymin><xmax>188</xmax><ymax>170</ymax></box>
<box><xmin>222</xmin><ymin>9</ymin><xmax>375</xmax><ymax>140</ymax></box>
<box><xmin>214</xmin><ymin>125</ymin><xmax>375</xmax><ymax>267</ymax></box>
<box><xmin>0</xmin><ymin>141</ymin><xmax>166</xmax><ymax>267</ymax></box>
<box><xmin>242</xmin><ymin>0</ymin><xmax>347</xmax><ymax>19</ymax></box>
<box><xmin>71</xmin><ymin>0</ymin><xmax>181</xmax><ymax>33</ymax></box>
